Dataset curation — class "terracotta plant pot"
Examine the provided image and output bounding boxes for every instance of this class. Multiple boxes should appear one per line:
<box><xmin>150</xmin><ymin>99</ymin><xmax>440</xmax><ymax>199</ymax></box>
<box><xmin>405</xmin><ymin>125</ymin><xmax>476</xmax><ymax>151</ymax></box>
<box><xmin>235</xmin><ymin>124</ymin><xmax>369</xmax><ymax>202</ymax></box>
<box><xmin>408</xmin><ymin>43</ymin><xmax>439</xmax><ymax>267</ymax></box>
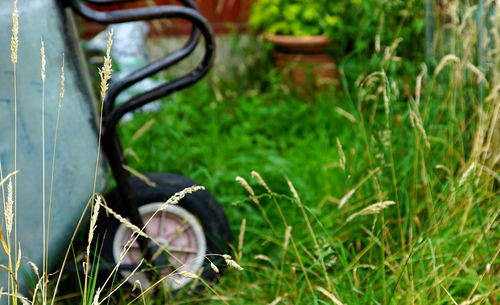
<box><xmin>266</xmin><ymin>34</ymin><xmax>340</xmax><ymax>90</ymax></box>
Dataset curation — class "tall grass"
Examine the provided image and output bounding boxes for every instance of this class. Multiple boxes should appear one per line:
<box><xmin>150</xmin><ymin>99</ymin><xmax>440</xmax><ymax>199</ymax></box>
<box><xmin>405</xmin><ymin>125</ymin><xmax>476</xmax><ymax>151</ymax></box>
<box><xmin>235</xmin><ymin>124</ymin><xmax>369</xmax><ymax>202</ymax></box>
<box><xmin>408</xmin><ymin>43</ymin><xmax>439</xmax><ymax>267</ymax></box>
<box><xmin>1</xmin><ymin>0</ymin><xmax>498</xmax><ymax>304</ymax></box>
<box><xmin>1</xmin><ymin>1</ymin><xmax>241</xmax><ymax>304</ymax></box>
<box><xmin>111</xmin><ymin>2</ymin><xmax>498</xmax><ymax>304</ymax></box>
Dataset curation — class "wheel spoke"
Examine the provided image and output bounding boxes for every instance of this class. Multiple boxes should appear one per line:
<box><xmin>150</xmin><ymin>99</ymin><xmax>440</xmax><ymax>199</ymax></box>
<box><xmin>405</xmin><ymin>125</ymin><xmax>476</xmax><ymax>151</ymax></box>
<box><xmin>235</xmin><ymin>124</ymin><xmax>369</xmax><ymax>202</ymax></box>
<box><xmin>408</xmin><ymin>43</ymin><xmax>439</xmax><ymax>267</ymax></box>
<box><xmin>158</xmin><ymin>210</ymin><xmax>165</xmax><ymax>237</ymax></box>
<box><xmin>164</xmin><ymin>219</ymin><xmax>193</xmax><ymax>245</ymax></box>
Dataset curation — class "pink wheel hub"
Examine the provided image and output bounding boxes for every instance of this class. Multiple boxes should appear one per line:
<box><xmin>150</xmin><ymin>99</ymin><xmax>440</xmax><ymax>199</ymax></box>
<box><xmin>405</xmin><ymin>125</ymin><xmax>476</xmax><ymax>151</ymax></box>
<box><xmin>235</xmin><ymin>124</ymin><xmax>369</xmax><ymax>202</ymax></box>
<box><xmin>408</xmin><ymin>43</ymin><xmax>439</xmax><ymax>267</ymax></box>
<box><xmin>112</xmin><ymin>203</ymin><xmax>207</xmax><ymax>290</ymax></box>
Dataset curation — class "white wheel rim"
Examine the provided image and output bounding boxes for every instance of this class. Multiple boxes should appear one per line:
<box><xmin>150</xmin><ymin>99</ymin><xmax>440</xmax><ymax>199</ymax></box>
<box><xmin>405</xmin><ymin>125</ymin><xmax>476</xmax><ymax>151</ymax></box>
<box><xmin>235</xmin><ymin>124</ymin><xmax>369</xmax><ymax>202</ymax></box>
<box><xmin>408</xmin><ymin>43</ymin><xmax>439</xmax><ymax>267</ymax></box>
<box><xmin>112</xmin><ymin>202</ymin><xmax>207</xmax><ymax>290</ymax></box>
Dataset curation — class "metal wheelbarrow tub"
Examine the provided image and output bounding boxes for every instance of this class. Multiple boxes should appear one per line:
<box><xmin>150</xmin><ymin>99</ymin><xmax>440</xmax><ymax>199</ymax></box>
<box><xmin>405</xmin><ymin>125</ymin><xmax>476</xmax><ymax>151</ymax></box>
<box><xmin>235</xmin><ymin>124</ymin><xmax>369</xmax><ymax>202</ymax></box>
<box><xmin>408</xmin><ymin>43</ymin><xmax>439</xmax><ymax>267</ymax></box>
<box><xmin>0</xmin><ymin>0</ymin><xmax>231</xmax><ymax>296</ymax></box>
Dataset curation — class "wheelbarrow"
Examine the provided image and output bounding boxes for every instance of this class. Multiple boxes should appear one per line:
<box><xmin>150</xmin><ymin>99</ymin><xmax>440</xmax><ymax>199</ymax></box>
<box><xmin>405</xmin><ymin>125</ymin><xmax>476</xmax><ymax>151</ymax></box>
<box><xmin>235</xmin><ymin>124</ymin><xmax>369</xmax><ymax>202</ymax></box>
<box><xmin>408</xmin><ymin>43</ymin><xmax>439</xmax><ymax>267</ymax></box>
<box><xmin>0</xmin><ymin>0</ymin><xmax>231</xmax><ymax>295</ymax></box>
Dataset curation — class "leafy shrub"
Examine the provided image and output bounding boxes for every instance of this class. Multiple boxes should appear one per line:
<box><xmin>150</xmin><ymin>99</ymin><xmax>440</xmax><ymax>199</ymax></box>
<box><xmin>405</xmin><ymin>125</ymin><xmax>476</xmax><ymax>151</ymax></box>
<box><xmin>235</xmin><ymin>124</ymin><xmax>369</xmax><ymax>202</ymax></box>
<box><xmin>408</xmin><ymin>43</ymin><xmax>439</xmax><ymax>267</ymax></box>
<box><xmin>249</xmin><ymin>0</ymin><xmax>426</xmax><ymax>60</ymax></box>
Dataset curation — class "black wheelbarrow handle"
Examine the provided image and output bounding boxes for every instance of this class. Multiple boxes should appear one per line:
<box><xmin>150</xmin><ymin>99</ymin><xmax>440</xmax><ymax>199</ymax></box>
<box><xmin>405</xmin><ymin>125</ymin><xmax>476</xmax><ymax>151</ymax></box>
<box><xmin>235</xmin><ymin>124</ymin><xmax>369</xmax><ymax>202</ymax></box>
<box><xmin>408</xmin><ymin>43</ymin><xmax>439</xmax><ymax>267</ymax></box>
<box><xmin>63</xmin><ymin>0</ymin><xmax>216</xmax><ymax>259</ymax></box>
<box><xmin>65</xmin><ymin>0</ymin><xmax>215</xmax><ymax>138</ymax></box>
<box><xmin>83</xmin><ymin>0</ymin><xmax>196</xmax><ymax>5</ymax></box>
<box><xmin>73</xmin><ymin>0</ymin><xmax>201</xmax><ymax>117</ymax></box>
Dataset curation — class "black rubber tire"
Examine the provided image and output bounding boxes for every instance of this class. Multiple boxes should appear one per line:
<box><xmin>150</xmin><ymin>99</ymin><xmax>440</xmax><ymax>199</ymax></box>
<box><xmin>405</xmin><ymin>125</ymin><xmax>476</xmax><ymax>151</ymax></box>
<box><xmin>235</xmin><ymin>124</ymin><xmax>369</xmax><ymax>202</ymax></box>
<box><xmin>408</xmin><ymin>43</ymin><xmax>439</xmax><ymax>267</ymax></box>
<box><xmin>96</xmin><ymin>172</ymin><xmax>231</xmax><ymax>287</ymax></box>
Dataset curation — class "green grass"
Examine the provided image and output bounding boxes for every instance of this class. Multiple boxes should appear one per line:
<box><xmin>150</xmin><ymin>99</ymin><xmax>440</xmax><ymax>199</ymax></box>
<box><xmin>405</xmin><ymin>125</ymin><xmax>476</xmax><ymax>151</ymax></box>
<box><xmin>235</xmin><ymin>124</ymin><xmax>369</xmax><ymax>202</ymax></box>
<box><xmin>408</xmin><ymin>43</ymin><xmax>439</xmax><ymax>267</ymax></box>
<box><xmin>2</xmin><ymin>0</ymin><xmax>499</xmax><ymax>303</ymax></box>
<box><xmin>106</xmin><ymin>54</ymin><xmax>499</xmax><ymax>304</ymax></box>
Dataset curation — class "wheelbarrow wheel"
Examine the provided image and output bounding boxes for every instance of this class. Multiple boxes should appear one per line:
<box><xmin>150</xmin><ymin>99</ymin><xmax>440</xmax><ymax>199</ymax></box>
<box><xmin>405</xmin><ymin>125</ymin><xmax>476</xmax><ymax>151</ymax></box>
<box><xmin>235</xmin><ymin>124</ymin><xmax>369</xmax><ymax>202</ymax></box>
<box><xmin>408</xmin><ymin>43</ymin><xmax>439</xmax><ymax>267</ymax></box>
<box><xmin>97</xmin><ymin>172</ymin><xmax>231</xmax><ymax>290</ymax></box>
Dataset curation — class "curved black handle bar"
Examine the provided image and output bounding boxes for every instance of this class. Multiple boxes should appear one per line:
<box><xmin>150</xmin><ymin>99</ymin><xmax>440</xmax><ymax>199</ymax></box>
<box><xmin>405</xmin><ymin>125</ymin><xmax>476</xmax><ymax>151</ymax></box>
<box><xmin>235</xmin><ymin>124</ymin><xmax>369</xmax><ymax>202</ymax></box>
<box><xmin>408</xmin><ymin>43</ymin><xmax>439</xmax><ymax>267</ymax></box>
<box><xmin>66</xmin><ymin>0</ymin><xmax>215</xmax><ymax>138</ymax></box>
<box><xmin>67</xmin><ymin>0</ymin><xmax>201</xmax><ymax>115</ymax></box>
<box><xmin>83</xmin><ymin>0</ymin><xmax>195</xmax><ymax>7</ymax></box>
<box><xmin>84</xmin><ymin>0</ymin><xmax>153</xmax><ymax>4</ymax></box>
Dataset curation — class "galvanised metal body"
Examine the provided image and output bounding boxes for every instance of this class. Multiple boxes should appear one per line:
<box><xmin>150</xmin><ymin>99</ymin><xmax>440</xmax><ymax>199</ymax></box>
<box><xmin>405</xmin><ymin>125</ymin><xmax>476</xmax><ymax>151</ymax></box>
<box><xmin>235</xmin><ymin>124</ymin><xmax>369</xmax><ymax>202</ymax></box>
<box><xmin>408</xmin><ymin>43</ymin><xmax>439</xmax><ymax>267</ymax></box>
<box><xmin>0</xmin><ymin>0</ymin><xmax>107</xmax><ymax>295</ymax></box>
<box><xmin>0</xmin><ymin>0</ymin><xmax>215</xmax><ymax>295</ymax></box>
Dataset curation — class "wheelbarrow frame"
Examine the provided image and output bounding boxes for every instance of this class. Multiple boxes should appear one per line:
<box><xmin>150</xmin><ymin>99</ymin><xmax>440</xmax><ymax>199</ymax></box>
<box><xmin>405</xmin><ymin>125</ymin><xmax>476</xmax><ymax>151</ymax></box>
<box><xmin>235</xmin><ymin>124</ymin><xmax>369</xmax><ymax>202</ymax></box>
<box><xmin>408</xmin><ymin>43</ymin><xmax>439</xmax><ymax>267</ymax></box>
<box><xmin>63</xmin><ymin>0</ymin><xmax>217</xmax><ymax>268</ymax></box>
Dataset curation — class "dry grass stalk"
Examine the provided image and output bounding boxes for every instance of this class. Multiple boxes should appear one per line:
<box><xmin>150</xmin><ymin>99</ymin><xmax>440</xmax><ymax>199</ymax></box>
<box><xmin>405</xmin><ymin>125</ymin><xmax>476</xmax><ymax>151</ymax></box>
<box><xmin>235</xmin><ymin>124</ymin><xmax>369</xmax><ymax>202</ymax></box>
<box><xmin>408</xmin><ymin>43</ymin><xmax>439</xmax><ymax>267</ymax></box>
<box><xmin>31</xmin><ymin>275</ymin><xmax>43</xmax><ymax>305</ymax></box>
<box><xmin>458</xmin><ymin>162</ymin><xmax>476</xmax><ymax>186</ymax></box>
<box><xmin>10</xmin><ymin>0</ymin><xmax>18</xmax><ymax>65</ymax></box>
<box><xmin>238</xmin><ymin>218</ymin><xmax>246</xmax><ymax>261</ymax></box>
<box><xmin>99</xmin><ymin>203</ymin><xmax>150</xmax><ymax>240</ymax></box>
<box><xmin>459</xmin><ymin>294</ymin><xmax>487</xmax><ymax>305</ymax></box>
<box><xmin>122</xmin><ymin>164</ymin><xmax>157</xmax><ymax>188</ymax></box>
<box><xmin>235</xmin><ymin>176</ymin><xmax>258</xmax><ymax>203</ymax></box>
<box><xmin>339</xmin><ymin>189</ymin><xmax>355</xmax><ymax>209</ymax></box>
<box><xmin>15</xmin><ymin>245</ymin><xmax>20</xmax><ymax>275</ymax></box>
<box><xmin>100</xmin><ymin>260</ymin><xmax>143</xmax><ymax>303</ymax></box>
<box><xmin>268</xmin><ymin>296</ymin><xmax>284</xmax><ymax>305</ymax></box>
<box><xmin>131</xmin><ymin>119</ymin><xmax>156</xmax><ymax>142</ymax></box>
<box><xmin>160</xmin><ymin>185</ymin><xmax>205</xmax><ymax>209</ymax></box>
<box><xmin>485</xmin><ymin>84</ymin><xmax>500</xmax><ymax>102</ymax></box>
<box><xmin>86</xmin><ymin>195</ymin><xmax>101</xmax><ymax>260</ymax></box>
<box><xmin>465</xmin><ymin>62</ymin><xmax>488</xmax><ymax>85</ymax></box>
<box><xmin>315</xmin><ymin>287</ymin><xmax>345</xmax><ymax>305</ymax></box>
<box><xmin>46</xmin><ymin>55</ymin><xmax>65</xmax><ymax>291</ymax></box>
<box><xmin>88</xmin><ymin>35</ymin><xmax>114</xmax><ymax>304</ymax></box>
<box><xmin>210</xmin><ymin>262</ymin><xmax>219</xmax><ymax>273</ymax></box>
<box><xmin>6</xmin><ymin>178</ymin><xmax>13</xmax><ymax>237</ymax></box>
<box><xmin>441</xmin><ymin>284</ymin><xmax>459</xmax><ymax>305</ymax></box>
<box><xmin>346</xmin><ymin>201</ymin><xmax>395</xmax><ymax>223</ymax></box>
<box><xmin>0</xmin><ymin>171</ymin><xmax>18</xmax><ymax>188</ymax></box>
<box><xmin>382</xmin><ymin>37</ymin><xmax>403</xmax><ymax>66</ymax></box>
<box><xmin>335</xmin><ymin>106</ymin><xmax>356</xmax><ymax>123</ymax></box>
<box><xmin>40</xmin><ymin>39</ymin><xmax>48</xmax><ymax>305</ymax></box>
<box><xmin>40</xmin><ymin>41</ymin><xmax>46</xmax><ymax>81</ymax></box>
<box><xmin>59</xmin><ymin>55</ymin><xmax>65</xmax><ymax>100</ymax></box>
<box><xmin>251</xmin><ymin>171</ymin><xmax>271</xmax><ymax>193</ymax></box>
<box><xmin>132</xmin><ymin>280</ymin><xmax>147</xmax><ymax>305</ymax></box>
<box><xmin>222</xmin><ymin>254</ymin><xmax>243</xmax><ymax>270</ymax></box>
<box><xmin>415</xmin><ymin>63</ymin><xmax>427</xmax><ymax>106</ymax></box>
<box><xmin>286</xmin><ymin>177</ymin><xmax>331</xmax><ymax>290</ymax></box>
<box><xmin>91</xmin><ymin>287</ymin><xmax>101</xmax><ymax>305</ymax></box>
<box><xmin>179</xmin><ymin>271</ymin><xmax>198</xmax><ymax>279</ymax></box>
<box><xmin>283</xmin><ymin>226</ymin><xmax>292</xmax><ymax>251</ymax></box>
<box><xmin>409</xmin><ymin>99</ymin><xmax>431</xmax><ymax>149</ymax></box>
<box><xmin>254</xmin><ymin>254</ymin><xmax>274</xmax><ymax>265</ymax></box>
<box><xmin>10</xmin><ymin>2</ymin><xmax>19</xmax><ymax>293</ymax></box>
<box><xmin>99</xmin><ymin>29</ymin><xmax>114</xmax><ymax>100</ymax></box>
<box><xmin>336</xmin><ymin>138</ymin><xmax>346</xmax><ymax>171</ymax></box>
<box><xmin>434</xmin><ymin>54</ymin><xmax>460</xmax><ymax>76</ymax></box>
<box><xmin>28</xmin><ymin>261</ymin><xmax>39</xmax><ymax>278</ymax></box>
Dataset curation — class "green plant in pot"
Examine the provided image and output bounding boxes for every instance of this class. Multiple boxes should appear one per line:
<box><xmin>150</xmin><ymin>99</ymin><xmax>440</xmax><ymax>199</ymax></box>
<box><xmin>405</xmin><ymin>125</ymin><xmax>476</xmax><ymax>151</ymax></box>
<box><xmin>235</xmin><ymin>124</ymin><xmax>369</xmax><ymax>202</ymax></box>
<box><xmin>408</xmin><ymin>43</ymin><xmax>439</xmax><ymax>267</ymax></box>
<box><xmin>249</xmin><ymin>0</ymin><xmax>347</xmax><ymax>90</ymax></box>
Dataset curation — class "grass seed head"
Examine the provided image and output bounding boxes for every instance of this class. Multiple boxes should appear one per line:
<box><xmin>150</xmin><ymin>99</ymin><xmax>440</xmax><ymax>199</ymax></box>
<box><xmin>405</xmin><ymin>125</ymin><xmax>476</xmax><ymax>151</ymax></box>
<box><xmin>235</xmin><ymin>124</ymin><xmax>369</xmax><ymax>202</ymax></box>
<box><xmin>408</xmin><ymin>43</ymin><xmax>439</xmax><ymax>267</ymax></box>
<box><xmin>86</xmin><ymin>195</ymin><xmax>101</xmax><ymax>259</ymax></box>
<box><xmin>285</xmin><ymin>176</ymin><xmax>302</xmax><ymax>206</ymax></box>
<box><xmin>91</xmin><ymin>287</ymin><xmax>101</xmax><ymax>305</ymax></box>
<box><xmin>336</xmin><ymin>138</ymin><xmax>346</xmax><ymax>171</ymax></box>
<box><xmin>268</xmin><ymin>296</ymin><xmax>284</xmax><ymax>305</ymax></box>
<box><xmin>210</xmin><ymin>262</ymin><xmax>219</xmax><ymax>273</ymax></box>
<box><xmin>40</xmin><ymin>40</ymin><xmax>46</xmax><ymax>81</ymax></box>
<box><xmin>458</xmin><ymin>162</ymin><xmax>476</xmax><ymax>186</ymax></box>
<box><xmin>238</xmin><ymin>218</ymin><xmax>246</xmax><ymax>260</ymax></box>
<box><xmin>434</xmin><ymin>54</ymin><xmax>460</xmax><ymax>76</ymax></box>
<box><xmin>10</xmin><ymin>0</ymin><xmax>18</xmax><ymax>65</ymax></box>
<box><xmin>346</xmin><ymin>201</ymin><xmax>395</xmax><ymax>223</ymax></box>
<box><xmin>236</xmin><ymin>176</ymin><xmax>259</xmax><ymax>204</ymax></box>
<box><xmin>179</xmin><ymin>271</ymin><xmax>198</xmax><ymax>279</ymax></box>
<box><xmin>6</xmin><ymin>178</ymin><xmax>13</xmax><ymax>237</ymax></box>
<box><xmin>59</xmin><ymin>55</ymin><xmax>65</xmax><ymax>100</ymax></box>
<box><xmin>161</xmin><ymin>185</ymin><xmax>205</xmax><ymax>209</ymax></box>
<box><xmin>339</xmin><ymin>189</ymin><xmax>355</xmax><ymax>209</ymax></box>
<box><xmin>223</xmin><ymin>254</ymin><xmax>243</xmax><ymax>270</ymax></box>
<box><xmin>251</xmin><ymin>171</ymin><xmax>272</xmax><ymax>193</ymax></box>
<box><xmin>99</xmin><ymin>29</ymin><xmax>114</xmax><ymax>100</ymax></box>
<box><xmin>28</xmin><ymin>261</ymin><xmax>39</xmax><ymax>277</ymax></box>
<box><xmin>283</xmin><ymin>226</ymin><xmax>292</xmax><ymax>251</ymax></box>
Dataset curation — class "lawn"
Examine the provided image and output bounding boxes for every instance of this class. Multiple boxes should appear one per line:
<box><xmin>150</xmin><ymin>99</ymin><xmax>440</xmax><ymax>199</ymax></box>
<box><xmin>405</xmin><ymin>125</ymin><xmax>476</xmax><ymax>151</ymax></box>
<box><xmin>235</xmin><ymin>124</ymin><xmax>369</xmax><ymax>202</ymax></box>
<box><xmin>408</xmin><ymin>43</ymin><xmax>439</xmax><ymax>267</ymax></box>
<box><xmin>1</xmin><ymin>0</ymin><xmax>498</xmax><ymax>304</ymax></box>
<box><xmin>107</xmin><ymin>46</ymin><xmax>499</xmax><ymax>303</ymax></box>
